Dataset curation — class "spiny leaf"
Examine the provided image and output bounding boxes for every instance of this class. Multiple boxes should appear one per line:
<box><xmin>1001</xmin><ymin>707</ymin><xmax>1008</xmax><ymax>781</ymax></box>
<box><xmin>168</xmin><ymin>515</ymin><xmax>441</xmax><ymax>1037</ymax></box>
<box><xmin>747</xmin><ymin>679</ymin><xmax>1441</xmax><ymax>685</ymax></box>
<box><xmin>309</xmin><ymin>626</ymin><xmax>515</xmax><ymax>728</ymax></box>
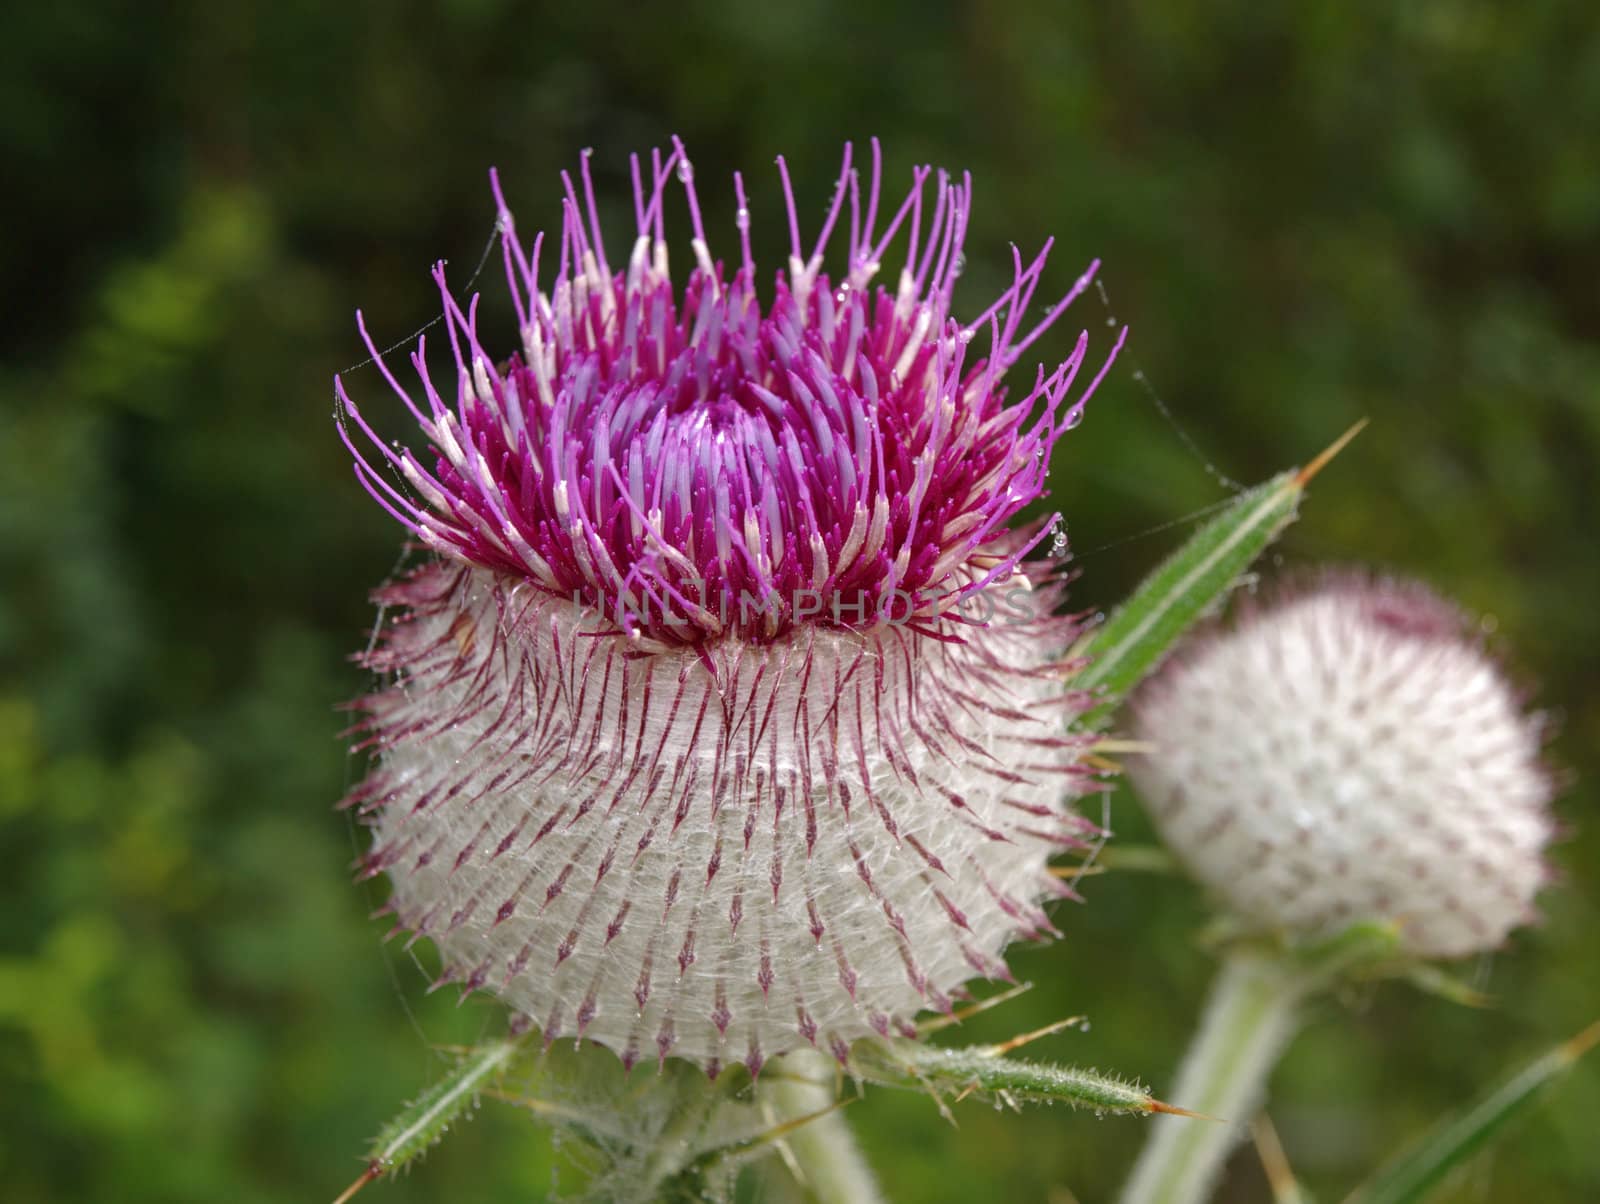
<box><xmin>1070</xmin><ymin>421</ymin><xmax>1364</xmax><ymax>728</ymax></box>
<box><xmin>334</xmin><ymin>1036</ymin><xmax>524</xmax><ymax>1201</ymax></box>
<box><xmin>850</xmin><ymin>1036</ymin><xmax>1195</xmax><ymax>1118</ymax></box>
<box><xmin>1343</xmin><ymin>1018</ymin><xmax>1600</xmax><ymax>1204</ymax></box>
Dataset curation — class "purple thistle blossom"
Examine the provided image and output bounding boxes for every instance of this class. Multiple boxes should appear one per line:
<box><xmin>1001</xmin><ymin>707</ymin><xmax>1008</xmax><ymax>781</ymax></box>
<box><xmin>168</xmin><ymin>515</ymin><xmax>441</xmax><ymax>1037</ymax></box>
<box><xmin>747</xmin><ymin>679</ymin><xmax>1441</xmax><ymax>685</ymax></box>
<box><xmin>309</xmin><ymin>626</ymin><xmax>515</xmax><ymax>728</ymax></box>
<box><xmin>337</xmin><ymin>140</ymin><xmax>1123</xmax><ymax>1071</ymax></box>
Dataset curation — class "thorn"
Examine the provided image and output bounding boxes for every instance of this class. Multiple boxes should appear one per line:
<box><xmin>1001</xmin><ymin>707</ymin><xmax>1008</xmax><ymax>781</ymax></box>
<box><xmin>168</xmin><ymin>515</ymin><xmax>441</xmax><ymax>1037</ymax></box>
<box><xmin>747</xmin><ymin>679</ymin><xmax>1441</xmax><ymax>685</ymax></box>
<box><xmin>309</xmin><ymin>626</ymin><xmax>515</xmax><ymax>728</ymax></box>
<box><xmin>1148</xmin><ymin>1099</ymin><xmax>1219</xmax><ymax>1120</ymax></box>
<box><xmin>982</xmin><ymin>1015</ymin><xmax>1086</xmax><ymax>1056</ymax></box>
<box><xmin>1293</xmin><ymin>417</ymin><xmax>1368</xmax><ymax>487</ymax></box>
<box><xmin>1250</xmin><ymin>1113</ymin><xmax>1303</xmax><ymax>1204</ymax></box>
<box><xmin>1057</xmin><ymin>845</ymin><xmax>1178</xmax><ymax>875</ymax></box>
<box><xmin>1403</xmin><ymin>962</ymin><xmax>1494</xmax><ymax>1008</ymax></box>
<box><xmin>1089</xmin><ymin>738</ymin><xmax>1156</xmax><ymax>755</ymax></box>
<box><xmin>484</xmin><ymin>1088</ymin><xmax>592</xmax><ymax>1125</ymax></box>
<box><xmin>917</xmin><ymin>981</ymin><xmax>1034</xmax><ymax>1036</ymax></box>
<box><xmin>1559</xmin><ymin>1017</ymin><xmax>1600</xmax><ymax>1064</ymax></box>
<box><xmin>916</xmin><ymin>1073</ymin><xmax>960</xmax><ymax>1125</ymax></box>
<box><xmin>1049</xmin><ymin>864</ymin><xmax>1108</xmax><ymax>878</ymax></box>
<box><xmin>330</xmin><ymin>1163</ymin><xmax>381</xmax><ymax>1204</ymax></box>
<box><xmin>759</xmin><ymin>1098</ymin><xmax>856</xmax><ymax>1145</ymax></box>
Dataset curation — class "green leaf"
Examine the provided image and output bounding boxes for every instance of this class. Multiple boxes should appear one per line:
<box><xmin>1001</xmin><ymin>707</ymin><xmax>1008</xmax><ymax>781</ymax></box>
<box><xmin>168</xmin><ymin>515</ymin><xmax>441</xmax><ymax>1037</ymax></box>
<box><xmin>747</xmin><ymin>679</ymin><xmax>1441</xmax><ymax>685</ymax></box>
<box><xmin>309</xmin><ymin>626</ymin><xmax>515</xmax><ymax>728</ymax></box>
<box><xmin>1343</xmin><ymin>1019</ymin><xmax>1600</xmax><ymax>1204</ymax></box>
<box><xmin>1070</xmin><ymin>422</ymin><xmax>1364</xmax><ymax>729</ymax></box>
<box><xmin>335</xmin><ymin>1035</ymin><xmax>524</xmax><ymax>1201</ymax></box>
<box><xmin>850</xmin><ymin>1033</ymin><xmax>1194</xmax><ymax>1119</ymax></box>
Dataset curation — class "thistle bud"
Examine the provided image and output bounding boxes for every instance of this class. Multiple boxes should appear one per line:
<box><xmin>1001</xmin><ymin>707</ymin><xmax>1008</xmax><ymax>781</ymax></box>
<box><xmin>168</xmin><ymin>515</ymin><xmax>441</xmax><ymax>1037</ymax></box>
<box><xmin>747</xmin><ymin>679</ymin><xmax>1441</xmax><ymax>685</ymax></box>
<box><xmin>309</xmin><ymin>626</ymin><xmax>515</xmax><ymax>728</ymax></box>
<box><xmin>1128</xmin><ymin>573</ymin><xmax>1556</xmax><ymax>958</ymax></box>
<box><xmin>337</xmin><ymin>140</ymin><xmax>1122</xmax><ymax>1071</ymax></box>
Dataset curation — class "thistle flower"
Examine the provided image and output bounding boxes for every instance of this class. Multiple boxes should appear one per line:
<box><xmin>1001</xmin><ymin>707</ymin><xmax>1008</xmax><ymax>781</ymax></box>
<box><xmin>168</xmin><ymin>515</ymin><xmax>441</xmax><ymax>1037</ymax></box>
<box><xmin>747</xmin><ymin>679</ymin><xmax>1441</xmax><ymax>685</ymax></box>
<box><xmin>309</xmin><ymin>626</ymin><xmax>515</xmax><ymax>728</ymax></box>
<box><xmin>1128</xmin><ymin>572</ymin><xmax>1556</xmax><ymax>958</ymax></box>
<box><xmin>336</xmin><ymin>139</ymin><xmax>1122</xmax><ymax>1073</ymax></box>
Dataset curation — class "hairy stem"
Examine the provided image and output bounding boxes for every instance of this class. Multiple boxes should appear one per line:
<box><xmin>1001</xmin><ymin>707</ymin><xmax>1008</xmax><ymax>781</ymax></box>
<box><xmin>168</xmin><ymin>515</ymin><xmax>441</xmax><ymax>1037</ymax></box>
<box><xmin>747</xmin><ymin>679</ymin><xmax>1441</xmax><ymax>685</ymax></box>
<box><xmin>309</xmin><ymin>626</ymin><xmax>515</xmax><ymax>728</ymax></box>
<box><xmin>761</xmin><ymin>1050</ymin><xmax>884</xmax><ymax>1204</ymax></box>
<box><xmin>1120</xmin><ymin>952</ymin><xmax>1307</xmax><ymax>1204</ymax></box>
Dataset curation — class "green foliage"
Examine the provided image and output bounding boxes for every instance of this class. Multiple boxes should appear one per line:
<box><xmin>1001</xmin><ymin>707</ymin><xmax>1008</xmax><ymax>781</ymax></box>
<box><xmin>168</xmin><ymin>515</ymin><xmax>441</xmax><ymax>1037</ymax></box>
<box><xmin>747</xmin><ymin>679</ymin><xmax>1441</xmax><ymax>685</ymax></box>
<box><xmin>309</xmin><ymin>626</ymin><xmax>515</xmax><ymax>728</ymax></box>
<box><xmin>1071</xmin><ymin>464</ymin><xmax>1307</xmax><ymax>728</ymax></box>
<box><xmin>3</xmin><ymin>3</ymin><xmax>1596</xmax><ymax>1202</ymax></box>
<box><xmin>1345</xmin><ymin>1021</ymin><xmax>1600</xmax><ymax>1204</ymax></box>
<box><xmin>365</xmin><ymin>1037</ymin><xmax>524</xmax><ymax>1177</ymax></box>
<box><xmin>853</xmin><ymin>1035</ymin><xmax>1171</xmax><ymax>1118</ymax></box>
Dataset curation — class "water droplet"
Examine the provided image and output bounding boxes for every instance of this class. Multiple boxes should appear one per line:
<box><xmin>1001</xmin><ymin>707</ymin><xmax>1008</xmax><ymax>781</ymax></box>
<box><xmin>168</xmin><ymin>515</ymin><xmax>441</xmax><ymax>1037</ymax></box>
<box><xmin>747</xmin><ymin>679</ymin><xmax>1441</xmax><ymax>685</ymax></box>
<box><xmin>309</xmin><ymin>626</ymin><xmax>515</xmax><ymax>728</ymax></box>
<box><xmin>951</xmin><ymin>252</ymin><xmax>966</xmax><ymax>278</ymax></box>
<box><xmin>1078</xmin><ymin>1019</ymin><xmax>1091</xmax><ymax>1033</ymax></box>
<box><xmin>735</xmin><ymin>207</ymin><xmax>750</xmax><ymax>231</ymax></box>
<box><xmin>957</xmin><ymin>328</ymin><xmax>975</xmax><ymax>345</ymax></box>
<box><xmin>677</xmin><ymin>158</ymin><xmax>694</xmax><ymax>184</ymax></box>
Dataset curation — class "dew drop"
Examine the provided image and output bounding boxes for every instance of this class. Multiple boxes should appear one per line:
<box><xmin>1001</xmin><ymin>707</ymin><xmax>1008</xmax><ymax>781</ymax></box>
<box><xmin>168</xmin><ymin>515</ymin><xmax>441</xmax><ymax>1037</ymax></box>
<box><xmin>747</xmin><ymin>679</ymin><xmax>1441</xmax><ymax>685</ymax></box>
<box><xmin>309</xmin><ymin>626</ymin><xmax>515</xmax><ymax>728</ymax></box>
<box><xmin>677</xmin><ymin>158</ymin><xmax>694</xmax><ymax>184</ymax></box>
<box><xmin>735</xmin><ymin>207</ymin><xmax>751</xmax><ymax>231</ymax></box>
<box><xmin>957</xmin><ymin>328</ymin><xmax>975</xmax><ymax>345</ymax></box>
<box><xmin>951</xmin><ymin>252</ymin><xmax>966</xmax><ymax>278</ymax></box>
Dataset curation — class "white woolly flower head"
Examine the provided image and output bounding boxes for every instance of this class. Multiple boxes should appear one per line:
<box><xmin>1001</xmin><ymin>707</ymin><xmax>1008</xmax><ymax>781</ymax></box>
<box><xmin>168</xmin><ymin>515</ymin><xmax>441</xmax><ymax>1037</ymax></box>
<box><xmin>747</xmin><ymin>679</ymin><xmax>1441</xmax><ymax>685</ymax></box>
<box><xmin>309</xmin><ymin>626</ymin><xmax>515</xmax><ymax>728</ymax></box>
<box><xmin>1128</xmin><ymin>571</ymin><xmax>1557</xmax><ymax>959</ymax></box>
<box><xmin>337</xmin><ymin>140</ymin><xmax>1120</xmax><ymax>1074</ymax></box>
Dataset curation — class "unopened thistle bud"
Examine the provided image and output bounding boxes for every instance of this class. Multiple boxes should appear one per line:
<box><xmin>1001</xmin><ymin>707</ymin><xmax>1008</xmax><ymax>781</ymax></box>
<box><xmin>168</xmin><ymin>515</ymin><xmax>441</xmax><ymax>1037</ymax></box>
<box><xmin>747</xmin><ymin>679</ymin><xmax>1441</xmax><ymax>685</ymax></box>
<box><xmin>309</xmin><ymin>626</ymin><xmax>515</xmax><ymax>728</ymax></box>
<box><xmin>1128</xmin><ymin>572</ymin><xmax>1556</xmax><ymax>959</ymax></box>
<box><xmin>336</xmin><ymin>139</ymin><xmax>1123</xmax><ymax>1072</ymax></box>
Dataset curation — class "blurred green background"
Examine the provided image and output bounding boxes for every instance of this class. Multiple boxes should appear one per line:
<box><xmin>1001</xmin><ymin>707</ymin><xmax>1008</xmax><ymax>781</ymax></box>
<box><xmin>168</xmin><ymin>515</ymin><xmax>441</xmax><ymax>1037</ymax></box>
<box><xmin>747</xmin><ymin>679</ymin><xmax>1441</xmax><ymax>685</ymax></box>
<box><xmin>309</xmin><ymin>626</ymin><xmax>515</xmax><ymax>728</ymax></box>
<box><xmin>3</xmin><ymin>1</ymin><xmax>1596</xmax><ymax>1200</ymax></box>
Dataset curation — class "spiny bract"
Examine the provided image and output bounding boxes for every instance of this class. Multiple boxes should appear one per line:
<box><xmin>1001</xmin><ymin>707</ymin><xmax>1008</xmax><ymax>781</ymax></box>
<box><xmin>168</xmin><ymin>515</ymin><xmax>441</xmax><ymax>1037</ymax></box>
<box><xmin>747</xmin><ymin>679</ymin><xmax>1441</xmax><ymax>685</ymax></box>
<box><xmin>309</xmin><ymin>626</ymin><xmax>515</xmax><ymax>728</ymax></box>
<box><xmin>337</xmin><ymin>138</ymin><xmax>1121</xmax><ymax>1072</ymax></box>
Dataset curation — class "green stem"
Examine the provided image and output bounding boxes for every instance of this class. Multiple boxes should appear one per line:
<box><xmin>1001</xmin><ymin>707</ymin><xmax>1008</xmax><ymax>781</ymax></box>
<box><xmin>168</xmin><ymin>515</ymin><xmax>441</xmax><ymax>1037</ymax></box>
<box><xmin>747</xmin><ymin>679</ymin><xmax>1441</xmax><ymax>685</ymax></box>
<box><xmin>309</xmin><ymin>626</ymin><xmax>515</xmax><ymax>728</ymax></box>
<box><xmin>1120</xmin><ymin>953</ymin><xmax>1308</xmax><ymax>1204</ymax></box>
<box><xmin>761</xmin><ymin>1049</ymin><xmax>884</xmax><ymax>1204</ymax></box>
